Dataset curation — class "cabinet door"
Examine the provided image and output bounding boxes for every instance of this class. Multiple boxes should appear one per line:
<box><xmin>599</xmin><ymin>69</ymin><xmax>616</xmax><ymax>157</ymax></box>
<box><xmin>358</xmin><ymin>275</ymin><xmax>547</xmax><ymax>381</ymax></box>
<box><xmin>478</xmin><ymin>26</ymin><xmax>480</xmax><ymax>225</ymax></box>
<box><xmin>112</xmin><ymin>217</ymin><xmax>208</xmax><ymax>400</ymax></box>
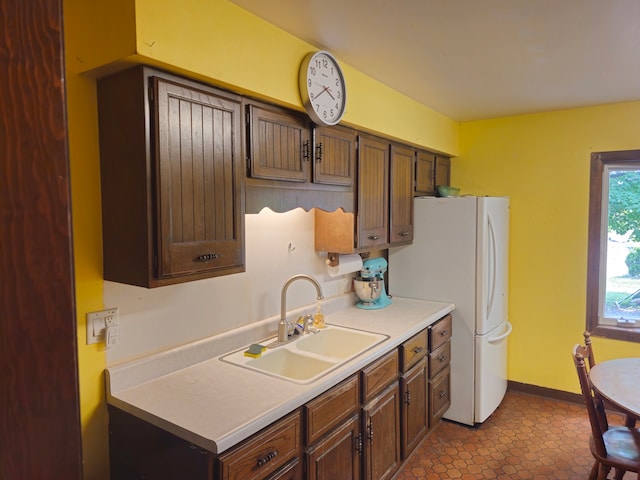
<box><xmin>313</xmin><ymin>125</ymin><xmax>356</xmax><ymax>186</ymax></box>
<box><xmin>429</xmin><ymin>366</ymin><xmax>451</xmax><ymax>428</ymax></box>
<box><xmin>357</xmin><ymin>135</ymin><xmax>389</xmax><ymax>248</ymax></box>
<box><xmin>401</xmin><ymin>358</ymin><xmax>428</xmax><ymax>459</ymax></box>
<box><xmin>415</xmin><ymin>150</ymin><xmax>436</xmax><ymax>195</ymax></box>
<box><xmin>154</xmin><ymin>78</ymin><xmax>244</xmax><ymax>279</ymax></box>
<box><xmin>363</xmin><ymin>381</ymin><xmax>401</xmax><ymax>480</ymax></box>
<box><xmin>305</xmin><ymin>414</ymin><xmax>361</xmax><ymax>480</ymax></box>
<box><xmin>389</xmin><ymin>144</ymin><xmax>414</xmax><ymax>244</ymax></box>
<box><xmin>435</xmin><ymin>155</ymin><xmax>451</xmax><ymax>187</ymax></box>
<box><xmin>247</xmin><ymin>104</ymin><xmax>311</xmax><ymax>182</ymax></box>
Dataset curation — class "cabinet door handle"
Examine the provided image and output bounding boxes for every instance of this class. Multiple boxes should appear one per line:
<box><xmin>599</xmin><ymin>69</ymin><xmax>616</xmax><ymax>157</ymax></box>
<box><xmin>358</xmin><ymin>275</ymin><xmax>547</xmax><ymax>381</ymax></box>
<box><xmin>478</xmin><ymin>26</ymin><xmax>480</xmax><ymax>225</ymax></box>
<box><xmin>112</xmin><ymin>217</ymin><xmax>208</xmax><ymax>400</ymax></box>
<box><xmin>256</xmin><ymin>449</ymin><xmax>279</xmax><ymax>467</ymax></box>
<box><xmin>315</xmin><ymin>142</ymin><xmax>323</xmax><ymax>163</ymax></box>
<box><xmin>405</xmin><ymin>389</ymin><xmax>411</xmax><ymax>405</ymax></box>
<box><xmin>194</xmin><ymin>253</ymin><xmax>220</xmax><ymax>262</ymax></box>
<box><xmin>367</xmin><ymin>421</ymin><xmax>374</xmax><ymax>441</ymax></box>
<box><xmin>368</xmin><ymin>235</ymin><xmax>380</xmax><ymax>241</ymax></box>
<box><xmin>355</xmin><ymin>433</ymin><xmax>363</xmax><ymax>455</ymax></box>
<box><xmin>302</xmin><ymin>140</ymin><xmax>311</xmax><ymax>161</ymax></box>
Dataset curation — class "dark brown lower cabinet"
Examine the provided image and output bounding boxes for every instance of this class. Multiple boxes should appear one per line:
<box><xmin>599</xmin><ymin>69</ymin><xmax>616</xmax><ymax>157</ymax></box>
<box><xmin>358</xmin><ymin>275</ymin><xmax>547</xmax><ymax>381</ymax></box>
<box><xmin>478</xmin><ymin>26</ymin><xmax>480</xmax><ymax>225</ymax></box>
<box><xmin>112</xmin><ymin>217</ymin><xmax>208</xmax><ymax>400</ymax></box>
<box><xmin>401</xmin><ymin>357</ymin><xmax>428</xmax><ymax>458</ymax></box>
<box><xmin>305</xmin><ymin>414</ymin><xmax>361</xmax><ymax>480</ymax></box>
<box><xmin>362</xmin><ymin>381</ymin><xmax>401</xmax><ymax>480</ymax></box>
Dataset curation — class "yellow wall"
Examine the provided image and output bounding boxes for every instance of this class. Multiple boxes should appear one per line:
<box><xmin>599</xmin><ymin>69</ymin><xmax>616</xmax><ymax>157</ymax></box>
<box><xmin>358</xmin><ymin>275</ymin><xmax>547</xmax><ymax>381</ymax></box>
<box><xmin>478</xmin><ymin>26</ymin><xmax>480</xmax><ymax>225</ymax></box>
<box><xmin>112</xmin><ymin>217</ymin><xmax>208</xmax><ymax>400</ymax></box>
<box><xmin>64</xmin><ymin>0</ymin><xmax>459</xmax><ymax>477</ymax></box>
<box><xmin>455</xmin><ymin>103</ymin><xmax>640</xmax><ymax>394</ymax></box>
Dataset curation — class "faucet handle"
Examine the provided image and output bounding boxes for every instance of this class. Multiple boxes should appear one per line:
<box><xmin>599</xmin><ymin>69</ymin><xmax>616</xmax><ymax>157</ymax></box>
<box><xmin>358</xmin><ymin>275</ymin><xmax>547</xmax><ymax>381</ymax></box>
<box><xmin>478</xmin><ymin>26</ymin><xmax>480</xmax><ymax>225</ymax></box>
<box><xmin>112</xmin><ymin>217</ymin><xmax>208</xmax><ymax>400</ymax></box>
<box><xmin>294</xmin><ymin>314</ymin><xmax>316</xmax><ymax>335</ymax></box>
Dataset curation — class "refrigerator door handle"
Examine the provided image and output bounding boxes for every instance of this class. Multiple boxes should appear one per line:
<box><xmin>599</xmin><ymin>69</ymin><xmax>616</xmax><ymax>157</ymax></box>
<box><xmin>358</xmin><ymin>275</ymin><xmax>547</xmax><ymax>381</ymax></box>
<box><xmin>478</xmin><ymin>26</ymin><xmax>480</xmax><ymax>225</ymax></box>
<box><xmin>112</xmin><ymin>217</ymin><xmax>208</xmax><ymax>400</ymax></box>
<box><xmin>486</xmin><ymin>215</ymin><xmax>497</xmax><ymax>319</ymax></box>
<box><xmin>488</xmin><ymin>321</ymin><xmax>512</xmax><ymax>344</ymax></box>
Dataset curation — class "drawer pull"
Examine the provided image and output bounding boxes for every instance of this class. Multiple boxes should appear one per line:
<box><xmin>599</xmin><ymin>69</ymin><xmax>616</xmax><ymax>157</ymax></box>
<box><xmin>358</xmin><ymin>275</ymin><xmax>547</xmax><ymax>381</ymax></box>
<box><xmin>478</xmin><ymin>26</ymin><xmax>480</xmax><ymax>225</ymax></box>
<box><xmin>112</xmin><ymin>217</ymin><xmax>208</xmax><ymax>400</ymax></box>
<box><xmin>437</xmin><ymin>354</ymin><xmax>447</xmax><ymax>362</ymax></box>
<box><xmin>194</xmin><ymin>253</ymin><xmax>220</xmax><ymax>262</ymax></box>
<box><xmin>256</xmin><ymin>450</ymin><xmax>279</xmax><ymax>467</ymax></box>
<box><xmin>368</xmin><ymin>235</ymin><xmax>380</xmax><ymax>241</ymax></box>
<box><xmin>440</xmin><ymin>330</ymin><xmax>449</xmax><ymax>337</ymax></box>
<box><xmin>400</xmin><ymin>231</ymin><xmax>410</xmax><ymax>237</ymax></box>
<box><xmin>412</xmin><ymin>346</ymin><xmax>424</xmax><ymax>354</ymax></box>
<box><xmin>439</xmin><ymin>390</ymin><xmax>448</xmax><ymax>399</ymax></box>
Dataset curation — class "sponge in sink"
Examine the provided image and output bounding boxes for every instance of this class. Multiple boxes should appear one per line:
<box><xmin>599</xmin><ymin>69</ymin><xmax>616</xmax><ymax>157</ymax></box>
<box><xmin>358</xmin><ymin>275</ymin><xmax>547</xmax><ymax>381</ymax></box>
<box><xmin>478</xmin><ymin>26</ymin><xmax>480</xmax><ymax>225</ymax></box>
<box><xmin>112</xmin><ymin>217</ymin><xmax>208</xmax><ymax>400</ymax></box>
<box><xmin>244</xmin><ymin>343</ymin><xmax>267</xmax><ymax>358</ymax></box>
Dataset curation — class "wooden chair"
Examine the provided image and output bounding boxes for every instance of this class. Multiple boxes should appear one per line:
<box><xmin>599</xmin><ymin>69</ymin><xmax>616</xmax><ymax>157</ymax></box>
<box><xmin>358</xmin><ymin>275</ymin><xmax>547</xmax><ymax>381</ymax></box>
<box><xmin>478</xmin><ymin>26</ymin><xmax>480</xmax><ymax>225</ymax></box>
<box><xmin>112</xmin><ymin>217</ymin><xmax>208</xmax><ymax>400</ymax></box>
<box><xmin>582</xmin><ymin>331</ymin><xmax>637</xmax><ymax>428</ymax></box>
<box><xmin>573</xmin><ymin>345</ymin><xmax>640</xmax><ymax>480</ymax></box>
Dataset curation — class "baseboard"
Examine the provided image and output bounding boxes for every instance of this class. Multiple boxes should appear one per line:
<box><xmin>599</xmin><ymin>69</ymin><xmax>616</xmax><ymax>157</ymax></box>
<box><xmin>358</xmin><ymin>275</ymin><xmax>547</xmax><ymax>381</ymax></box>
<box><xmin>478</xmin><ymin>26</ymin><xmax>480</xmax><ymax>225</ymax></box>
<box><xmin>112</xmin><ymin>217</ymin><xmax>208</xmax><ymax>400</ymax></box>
<box><xmin>507</xmin><ymin>380</ymin><xmax>583</xmax><ymax>405</ymax></box>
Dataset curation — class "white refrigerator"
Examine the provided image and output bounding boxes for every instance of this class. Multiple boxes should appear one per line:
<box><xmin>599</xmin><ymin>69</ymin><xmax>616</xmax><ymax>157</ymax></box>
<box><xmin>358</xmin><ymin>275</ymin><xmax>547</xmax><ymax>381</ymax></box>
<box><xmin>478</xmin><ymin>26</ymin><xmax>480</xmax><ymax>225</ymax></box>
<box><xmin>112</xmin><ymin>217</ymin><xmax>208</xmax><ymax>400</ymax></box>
<box><xmin>389</xmin><ymin>196</ymin><xmax>512</xmax><ymax>426</ymax></box>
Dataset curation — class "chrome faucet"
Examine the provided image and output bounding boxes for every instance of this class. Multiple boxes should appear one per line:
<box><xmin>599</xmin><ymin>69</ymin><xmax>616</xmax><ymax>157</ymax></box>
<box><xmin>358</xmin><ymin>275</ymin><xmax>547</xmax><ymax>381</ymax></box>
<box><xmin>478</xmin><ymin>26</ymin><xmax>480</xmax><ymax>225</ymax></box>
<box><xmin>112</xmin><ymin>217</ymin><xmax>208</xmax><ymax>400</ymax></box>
<box><xmin>278</xmin><ymin>274</ymin><xmax>324</xmax><ymax>342</ymax></box>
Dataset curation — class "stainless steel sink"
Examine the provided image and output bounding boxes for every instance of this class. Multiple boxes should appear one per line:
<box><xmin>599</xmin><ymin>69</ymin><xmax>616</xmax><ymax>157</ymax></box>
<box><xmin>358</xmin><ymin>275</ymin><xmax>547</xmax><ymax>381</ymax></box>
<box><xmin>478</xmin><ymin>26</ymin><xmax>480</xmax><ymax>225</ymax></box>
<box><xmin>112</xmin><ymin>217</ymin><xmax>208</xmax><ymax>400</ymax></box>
<box><xmin>220</xmin><ymin>325</ymin><xmax>388</xmax><ymax>384</ymax></box>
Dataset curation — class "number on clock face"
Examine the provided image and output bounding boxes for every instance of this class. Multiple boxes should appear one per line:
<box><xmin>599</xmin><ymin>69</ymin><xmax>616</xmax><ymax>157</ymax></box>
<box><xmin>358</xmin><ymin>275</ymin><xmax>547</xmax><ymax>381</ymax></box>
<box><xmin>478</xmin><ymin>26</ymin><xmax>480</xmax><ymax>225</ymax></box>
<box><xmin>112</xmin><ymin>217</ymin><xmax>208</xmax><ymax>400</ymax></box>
<box><xmin>305</xmin><ymin>52</ymin><xmax>345</xmax><ymax>124</ymax></box>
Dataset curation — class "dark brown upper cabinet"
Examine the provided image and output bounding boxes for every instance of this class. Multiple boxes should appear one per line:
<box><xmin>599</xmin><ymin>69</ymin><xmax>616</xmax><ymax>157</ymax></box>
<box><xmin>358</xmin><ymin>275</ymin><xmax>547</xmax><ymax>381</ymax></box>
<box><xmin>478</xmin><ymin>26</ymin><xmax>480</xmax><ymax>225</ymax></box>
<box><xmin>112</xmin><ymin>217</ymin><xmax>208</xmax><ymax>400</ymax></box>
<box><xmin>357</xmin><ymin>134</ymin><xmax>391</xmax><ymax>249</ymax></box>
<box><xmin>97</xmin><ymin>66</ymin><xmax>245</xmax><ymax>288</ymax></box>
<box><xmin>245</xmin><ymin>101</ymin><xmax>355</xmax><ymax>213</ymax></box>
<box><xmin>247</xmin><ymin>103</ymin><xmax>311</xmax><ymax>182</ymax></box>
<box><xmin>313</xmin><ymin>125</ymin><xmax>356</xmax><ymax>186</ymax></box>
<box><xmin>389</xmin><ymin>144</ymin><xmax>414</xmax><ymax>245</ymax></box>
<box><xmin>315</xmin><ymin>134</ymin><xmax>414</xmax><ymax>253</ymax></box>
<box><xmin>414</xmin><ymin>151</ymin><xmax>451</xmax><ymax>196</ymax></box>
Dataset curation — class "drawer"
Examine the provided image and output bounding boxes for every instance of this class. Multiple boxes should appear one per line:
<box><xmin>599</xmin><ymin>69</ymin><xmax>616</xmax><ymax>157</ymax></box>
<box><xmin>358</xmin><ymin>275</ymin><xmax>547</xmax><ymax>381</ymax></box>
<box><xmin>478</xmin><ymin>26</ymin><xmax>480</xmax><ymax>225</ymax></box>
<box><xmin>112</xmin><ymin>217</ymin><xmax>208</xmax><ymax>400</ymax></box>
<box><xmin>429</xmin><ymin>314</ymin><xmax>452</xmax><ymax>351</ymax></box>
<box><xmin>399</xmin><ymin>329</ymin><xmax>428</xmax><ymax>373</ymax></box>
<box><xmin>218</xmin><ymin>410</ymin><xmax>302</xmax><ymax>480</ymax></box>
<box><xmin>429</xmin><ymin>366</ymin><xmax>451</xmax><ymax>428</ymax></box>
<box><xmin>267</xmin><ymin>457</ymin><xmax>302</xmax><ymax>480</ymax></box>
<box><xmin>304</xmin><ymin>374</ymin><xmax>359</xmax><ymax>445</ymax></box>
<box><xmin>428</xmin><ymin>340</ymin><xmax>451</xmax><ymax>378</ymax></box>
<box><xmin>361</xmin><ymin>349</ymin><xmax>399</xmax><ymax>403</ymax></box>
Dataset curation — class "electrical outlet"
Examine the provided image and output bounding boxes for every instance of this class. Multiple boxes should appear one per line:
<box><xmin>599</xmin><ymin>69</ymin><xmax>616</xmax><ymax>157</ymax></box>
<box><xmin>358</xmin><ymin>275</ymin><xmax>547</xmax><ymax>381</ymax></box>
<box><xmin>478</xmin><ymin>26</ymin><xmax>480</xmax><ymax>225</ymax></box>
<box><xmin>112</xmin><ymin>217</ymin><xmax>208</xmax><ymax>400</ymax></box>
<box><xmin>86</xmin><ymin>308</ymin><xmax>119</xmax><ymax>345</ymax></box>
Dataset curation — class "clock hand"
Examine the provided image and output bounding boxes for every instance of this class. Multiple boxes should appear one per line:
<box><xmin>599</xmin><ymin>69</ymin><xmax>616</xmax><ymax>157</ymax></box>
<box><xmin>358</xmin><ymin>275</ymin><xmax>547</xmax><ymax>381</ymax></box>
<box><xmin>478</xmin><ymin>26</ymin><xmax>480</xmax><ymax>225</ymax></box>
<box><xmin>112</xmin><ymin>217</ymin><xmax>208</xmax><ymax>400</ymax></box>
<box><xmin>324</xmin><ymin>88</ymin><xmax>336</xmax><ymax>101</ymax></box>
<box><xmin>314</xmin><ymin>88</ymin><xmax>327</xmax><ymax>100</ymax></box>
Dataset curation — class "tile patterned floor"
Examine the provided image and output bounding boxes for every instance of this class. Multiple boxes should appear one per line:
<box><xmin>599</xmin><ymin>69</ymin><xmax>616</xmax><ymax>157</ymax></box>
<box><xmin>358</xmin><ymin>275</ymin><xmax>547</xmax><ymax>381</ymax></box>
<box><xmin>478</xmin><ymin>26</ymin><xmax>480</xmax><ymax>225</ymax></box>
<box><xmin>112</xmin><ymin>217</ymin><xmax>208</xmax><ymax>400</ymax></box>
<box><xmin>395</xmin><ymin>391</ymin><xmax>635</xmax><ymax>480</ymax></box>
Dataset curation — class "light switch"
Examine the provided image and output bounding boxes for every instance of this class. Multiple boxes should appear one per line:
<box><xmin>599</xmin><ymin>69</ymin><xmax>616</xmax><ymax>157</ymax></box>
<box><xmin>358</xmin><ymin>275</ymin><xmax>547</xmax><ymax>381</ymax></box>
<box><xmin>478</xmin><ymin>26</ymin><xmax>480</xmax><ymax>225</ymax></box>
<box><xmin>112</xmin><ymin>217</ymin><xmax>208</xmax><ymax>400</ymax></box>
<box><xmin>86</xmin><ymin>308</ymin><xmax>119</xmax><ymax>345</ymax></box>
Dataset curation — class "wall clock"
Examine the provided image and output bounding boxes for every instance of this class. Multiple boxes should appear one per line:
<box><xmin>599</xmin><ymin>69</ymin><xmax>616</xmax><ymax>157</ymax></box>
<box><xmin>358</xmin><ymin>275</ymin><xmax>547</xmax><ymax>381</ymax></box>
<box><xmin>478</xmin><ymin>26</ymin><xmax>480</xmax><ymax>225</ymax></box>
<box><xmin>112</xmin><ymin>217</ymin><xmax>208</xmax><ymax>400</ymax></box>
<box><xmin>299</xmin><ymin>50</ymin><xmax>347</xmax><ymax>126</ymax></box>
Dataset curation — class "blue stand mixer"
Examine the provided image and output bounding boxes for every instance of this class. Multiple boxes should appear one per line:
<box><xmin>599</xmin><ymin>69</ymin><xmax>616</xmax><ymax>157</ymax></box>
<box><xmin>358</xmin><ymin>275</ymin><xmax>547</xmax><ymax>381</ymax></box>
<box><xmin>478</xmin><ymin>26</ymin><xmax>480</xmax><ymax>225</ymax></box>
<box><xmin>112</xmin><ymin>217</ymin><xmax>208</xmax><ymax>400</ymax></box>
<box><xmin>354</xmin><ymin>258</ymin><xmax>392</xmax><ymax>309</ymax></box>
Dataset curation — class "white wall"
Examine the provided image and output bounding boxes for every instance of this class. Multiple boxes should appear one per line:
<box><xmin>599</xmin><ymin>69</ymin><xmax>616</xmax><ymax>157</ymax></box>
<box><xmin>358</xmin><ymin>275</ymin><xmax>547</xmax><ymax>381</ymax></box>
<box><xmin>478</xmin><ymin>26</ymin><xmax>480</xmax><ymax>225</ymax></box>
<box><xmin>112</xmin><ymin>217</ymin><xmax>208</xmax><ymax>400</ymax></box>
<box><xmin>105</xmin><ymin>208</ymin><xmax>355</xmax><ymax>363</ymax></box>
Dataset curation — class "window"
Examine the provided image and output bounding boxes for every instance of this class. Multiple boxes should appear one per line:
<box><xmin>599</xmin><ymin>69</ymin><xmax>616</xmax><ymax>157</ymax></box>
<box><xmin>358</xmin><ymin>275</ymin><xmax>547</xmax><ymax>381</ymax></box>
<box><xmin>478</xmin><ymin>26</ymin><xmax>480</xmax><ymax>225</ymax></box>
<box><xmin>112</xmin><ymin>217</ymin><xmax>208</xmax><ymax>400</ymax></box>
<box><xmin>587</xmin><ymin>150</ymin><xmax>640</xmax><ymax>342</ymax></box>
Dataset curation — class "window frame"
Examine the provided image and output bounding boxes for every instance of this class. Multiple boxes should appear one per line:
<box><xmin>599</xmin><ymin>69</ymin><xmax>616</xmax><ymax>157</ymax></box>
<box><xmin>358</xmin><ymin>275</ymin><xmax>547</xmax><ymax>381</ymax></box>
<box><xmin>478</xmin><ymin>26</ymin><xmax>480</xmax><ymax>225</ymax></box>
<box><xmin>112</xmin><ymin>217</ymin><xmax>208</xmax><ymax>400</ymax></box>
<box><xmin>586</xmin><ymin>150</ymin><xmax>640</xmax><ymax>342</ymax></box>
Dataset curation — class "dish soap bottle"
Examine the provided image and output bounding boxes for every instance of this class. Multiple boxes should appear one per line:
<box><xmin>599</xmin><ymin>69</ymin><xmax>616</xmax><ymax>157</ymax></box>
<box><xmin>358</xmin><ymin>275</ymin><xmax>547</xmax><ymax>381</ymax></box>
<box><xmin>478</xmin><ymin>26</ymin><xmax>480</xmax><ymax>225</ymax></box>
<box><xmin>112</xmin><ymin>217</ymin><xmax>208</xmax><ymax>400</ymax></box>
<box><xmin>313</xmin><ymin>302</ymin><xmax>325</xmax><ymax>329</ymax></box>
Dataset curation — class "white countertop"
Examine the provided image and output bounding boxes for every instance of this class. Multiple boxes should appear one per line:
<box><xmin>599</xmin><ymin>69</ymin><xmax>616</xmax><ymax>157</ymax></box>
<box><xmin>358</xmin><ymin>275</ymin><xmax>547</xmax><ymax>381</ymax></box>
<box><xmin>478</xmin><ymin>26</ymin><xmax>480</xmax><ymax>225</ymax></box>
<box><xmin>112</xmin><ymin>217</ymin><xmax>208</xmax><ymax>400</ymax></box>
<box><xmin>106</xmin><ymin>296</ymin><xmax>454</xmax><ymax>454</ymax></box>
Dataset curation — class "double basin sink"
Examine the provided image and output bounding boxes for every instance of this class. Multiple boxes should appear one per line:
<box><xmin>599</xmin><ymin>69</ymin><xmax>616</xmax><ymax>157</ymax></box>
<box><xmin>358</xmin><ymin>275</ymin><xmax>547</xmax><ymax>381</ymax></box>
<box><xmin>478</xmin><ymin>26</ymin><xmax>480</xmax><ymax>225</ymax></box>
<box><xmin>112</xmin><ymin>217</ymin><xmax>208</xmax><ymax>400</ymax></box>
<box><xmin>220</xmin><ymin>325</ymin><xmax>388</xmax><ymax>384</ymax></box>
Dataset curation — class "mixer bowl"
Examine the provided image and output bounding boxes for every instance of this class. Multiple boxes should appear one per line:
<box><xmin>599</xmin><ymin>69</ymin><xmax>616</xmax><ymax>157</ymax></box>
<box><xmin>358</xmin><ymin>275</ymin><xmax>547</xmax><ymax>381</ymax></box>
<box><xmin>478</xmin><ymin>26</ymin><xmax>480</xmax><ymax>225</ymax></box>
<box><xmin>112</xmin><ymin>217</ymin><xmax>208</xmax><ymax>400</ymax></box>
<box><xmin>354</xmin><ymin>278</ymin><xmax>383</xmax><ymax>303</ymax></box>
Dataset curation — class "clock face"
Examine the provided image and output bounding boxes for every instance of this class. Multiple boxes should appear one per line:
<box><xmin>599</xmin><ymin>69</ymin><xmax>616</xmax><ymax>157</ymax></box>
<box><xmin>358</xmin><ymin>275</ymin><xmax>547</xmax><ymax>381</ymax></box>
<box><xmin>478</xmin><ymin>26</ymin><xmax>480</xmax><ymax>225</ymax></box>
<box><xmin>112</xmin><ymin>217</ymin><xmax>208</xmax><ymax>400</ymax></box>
<box><xmin>299</xmin><ymin>51</ymin><xmax>346</xmax><ymax>126</ymax></box>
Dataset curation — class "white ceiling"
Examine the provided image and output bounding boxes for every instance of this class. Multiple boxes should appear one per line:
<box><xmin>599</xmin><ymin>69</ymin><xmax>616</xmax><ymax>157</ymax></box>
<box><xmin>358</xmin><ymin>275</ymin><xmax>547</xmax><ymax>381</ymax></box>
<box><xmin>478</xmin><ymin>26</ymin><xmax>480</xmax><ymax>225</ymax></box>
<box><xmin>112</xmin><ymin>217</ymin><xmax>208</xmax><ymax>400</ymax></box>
<box><xmin>230</xmin><ymin>0</ymin><xmax>640</xmax><ymax>121</ymax></box>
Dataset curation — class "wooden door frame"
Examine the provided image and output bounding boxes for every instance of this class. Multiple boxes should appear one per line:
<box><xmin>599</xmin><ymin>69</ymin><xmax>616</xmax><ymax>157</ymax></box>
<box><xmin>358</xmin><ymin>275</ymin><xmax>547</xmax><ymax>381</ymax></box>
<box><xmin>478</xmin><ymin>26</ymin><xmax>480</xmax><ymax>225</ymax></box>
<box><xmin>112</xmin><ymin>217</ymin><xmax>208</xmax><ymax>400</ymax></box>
<box><xmin>0</xmin><ymin>1</ymin><xmax>83</xmax><ymax>478</ymax></box>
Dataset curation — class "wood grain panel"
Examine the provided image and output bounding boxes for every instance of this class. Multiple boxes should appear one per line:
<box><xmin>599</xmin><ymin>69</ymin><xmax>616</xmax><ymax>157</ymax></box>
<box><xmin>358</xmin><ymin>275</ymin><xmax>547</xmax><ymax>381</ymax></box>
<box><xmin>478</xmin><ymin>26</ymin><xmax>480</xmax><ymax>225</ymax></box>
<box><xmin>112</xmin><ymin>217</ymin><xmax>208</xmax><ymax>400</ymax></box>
<box><xmin>156</xmin><ymin>78</ymin><xmax>243</xmax><ymax>277</ymax></box>
<box><xmin>314</xmin><ymin>125</ymin><xmax>356</xmax><ymax>186</ymax></box>
<box><xmin>248</xmin><ymin>105</ymin><xmax>309</xmax><ymax>182</ymax></box>
<box><xmin>357</xmin><ymin>135</ymin><xmax>389</xmax><ymax>248</ymax></box>
<box><xmin>390</xmin><ymin>144</ymin><xmax>414</xmax><ymax>243</ymax></box>
<box><xmin>0</xmin><ymin>0</ymin><xmax>82</xmax><ymax>478</ymax></box>
<box><xmin>415</xmin><ymin>150</ymin><xmax>436</xmax><ymax>195</ymax></box>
